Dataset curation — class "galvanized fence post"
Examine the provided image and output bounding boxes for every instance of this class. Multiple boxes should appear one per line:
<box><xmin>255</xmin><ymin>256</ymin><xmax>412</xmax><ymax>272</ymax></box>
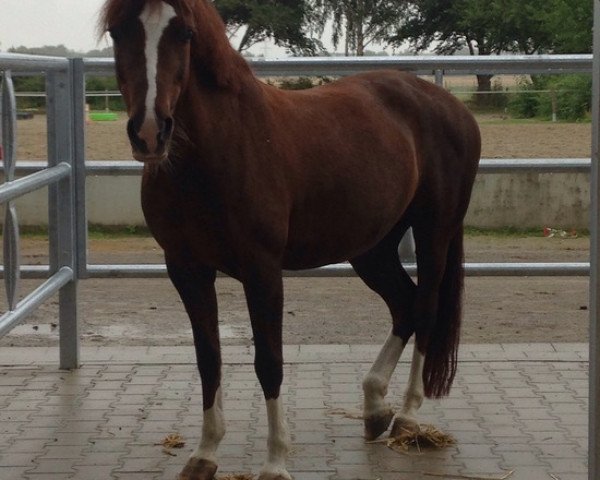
<box><xmin>1</xmin><ymin>71</ymin><xmax>20</xmax><ymax>312</ymax></box>
<box><xmin>71</xmin><ymin>58</ymin><xmax>88</xmax><ymax>280</ymax></box>
<box><xmin>590</xmin><ymin>2</ymin><xmax>600</xmax><ymax>478</ymax></box>
<box><xmin>46</xmin><ymin>66</ymin><xmax>79</xmax><ymax>369</ymax></box>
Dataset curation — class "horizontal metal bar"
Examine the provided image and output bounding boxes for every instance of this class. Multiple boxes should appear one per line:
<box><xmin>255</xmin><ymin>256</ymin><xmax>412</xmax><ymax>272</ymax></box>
<box><xmin>0</xmin><ymin>266</ymin><xmax>73</xmax><ymax>337</ymax></box>
<box><xmin>0</xmin><ymin>163</ymin><xmax>71</xmax><ymax>204</ymax></box>
<box><xmin>4</xmin><ymin>159</ymin><xmax>593</xmax><ymax>176</ymax></box>
<box><xmin>464</xmin><ymin>262</ymin><xmax>589</xmax><ymax>276</ymax></box>
<box><xmin>291</xmin><ymin>262</ymin><xmax>591</xmax><ymax>277</ymax></box>
<box><xmin>82</xmin><ymin>55</ymin><xmax>593</xmax><ymax>77</ymax></box>
<box><xmin>82</xmin><ymin>57</ymin><xmax>115</xmax><ymax>74</ymax></box>
<box><xmin>84</xmin><ymin>161</ymin><xmax>141</xmax><ymax>175</ymax></box>
<box><xmin>3</xmin><ymin>262</ymin><xmax>589</xmax><ymax>279</ymax></box>
<box><xmin>0</xmin><ymin>53</ymin><xmax>69</xmax><ymax>73</ymax></box>
<box><xmin>478</xmin><ymin>158</ymin><xmax>591</xmax><ymax>173</ymax></box>
<box><xmin>249</xmin><ymin>55</ymin><xmax>593</xmax><ymax>77</ymax></box>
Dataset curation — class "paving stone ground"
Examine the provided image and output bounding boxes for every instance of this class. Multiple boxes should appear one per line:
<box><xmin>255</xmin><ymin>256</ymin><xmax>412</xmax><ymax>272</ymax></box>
<box><xmin>0</xmin><ymin>344</ymin><xmax>589</xmax><ymax>480</ymax></box>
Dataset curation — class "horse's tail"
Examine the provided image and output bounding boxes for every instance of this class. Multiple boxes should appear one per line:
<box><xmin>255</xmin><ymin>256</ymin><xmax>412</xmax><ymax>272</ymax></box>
<box><xmin>422</xmin><ymin>224</ymin><xmax>465</xmax><ymax>399</ymax></box>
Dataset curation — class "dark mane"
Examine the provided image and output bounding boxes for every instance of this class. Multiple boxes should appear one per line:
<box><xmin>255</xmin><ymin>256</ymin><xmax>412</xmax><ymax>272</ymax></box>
<box><xmin>100</xmin><ymin>0</ymin><xmax>195</xmax><ymax>32</ymax></box>
<box><xmin>100</xmin><ymin>0</ymin><xmax>250</xmax><ymax>89</ymax></box>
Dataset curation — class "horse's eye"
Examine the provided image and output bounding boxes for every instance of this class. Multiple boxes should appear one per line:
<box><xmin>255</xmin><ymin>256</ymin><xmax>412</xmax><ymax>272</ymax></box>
<box><xmin>108</xmin><ymin>28</ymin><xmax>119</xmax><ymax>41</ymax></box>
<box><xmin>180</xmin><ymin>28</ymin><xmax>194</xmax><ymax>42</ymax></box>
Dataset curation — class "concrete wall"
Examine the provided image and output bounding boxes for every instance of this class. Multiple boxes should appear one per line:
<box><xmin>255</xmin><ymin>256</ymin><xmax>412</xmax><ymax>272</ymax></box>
<box><xmin>4</xmin><ymin>172</ymin><xmax>591</xmax><ymax>229</ymax></box>
<box><xmin>465</xmin><ymin>172</ymin><xmax>589</xmax><ymax>229</ymax></box>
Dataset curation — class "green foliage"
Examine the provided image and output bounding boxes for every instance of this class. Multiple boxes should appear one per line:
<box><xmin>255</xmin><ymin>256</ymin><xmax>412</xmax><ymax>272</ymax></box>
<box><xmin>279</xmin><ymin>77</ymin><xmax>315</xmax><ymax>90</ymax></box>
<box><xmin>85</xmin><ymin>76</ymin><xmax>124</xmax><ymax>111</ymax></box>
<box><xmin>278</xmin><ymin>77</ymin><xmax>332</xmax><ymax>90</ymax></box>
<box><xmin>394</xmin><ymin>0</ymin><xmax>592</xmax><ymax>55</ymax></box>
<box><xmin>539</xmin><ymin>0</ymin><xmax>592</xmax><ymax>53</ymax></box>
<box><xmin>312</xmin><ymin>0</ymin><xmax>407</xmax><ymax>56</ymax></box>
<box><xmin>88</xmin><ymin>224</ymin><xmax>151</xmax><ymax>238</ymax></box>
<box><xmin>507</xmin><ymin>78</ymin><xmax>540</xmax><ymax>118</ymax></box>
<box><xmin>11</xmin><ymin>76</ymin><xmax>45</xmax><ymax>109</ymax></box>
<box><xmin>508</xmin><ymin>75</ymin><xmax>592</xmax><ymax>121</ymax></box>
<box><xmin>215</xmin><ymin>0</ymin><xmax>320</xmax><ymax>54</ymax></box>
<box><xmin>8</xmin><ymin>44</ymin><xmax>114</xmax><ymax>58</ymax></box>
<box><xmin>9</xmin><ymin>74</ymin><xmax>124</xmax><ymax>112</ymax></box>
<box><xmin>537</xmin><ymin>75</ymin><xmax>592</xmax><ymax>121</ymax></box>
<box><xmin>469</xmin><ymin>78</ymin><xmax>509</xmax><ymax>112</ymax></box>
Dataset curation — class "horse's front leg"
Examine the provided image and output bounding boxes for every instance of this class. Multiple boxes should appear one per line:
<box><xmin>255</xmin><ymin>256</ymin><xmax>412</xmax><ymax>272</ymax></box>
<box><xmin>166</xmin><ymin>261</ymin><xmax>224</xmax><ymax>480</ymax></box>
<box><xmin>243</xmin><ymin>269</ymin><xmax>291</xmax><ymax>480</ymax></box>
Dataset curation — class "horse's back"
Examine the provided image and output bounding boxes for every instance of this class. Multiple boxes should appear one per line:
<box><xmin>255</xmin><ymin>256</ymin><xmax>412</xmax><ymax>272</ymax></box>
<box><xmin>272</xmin><ymin>70</ymin><xmax>480</xmax><ymax>268</ymax></box>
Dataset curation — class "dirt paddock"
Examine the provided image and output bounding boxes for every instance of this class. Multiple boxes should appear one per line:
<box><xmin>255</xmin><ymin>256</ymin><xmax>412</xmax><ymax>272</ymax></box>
<box><xmin>1</xmin><ymin>110</ymin><xmax>593</xmax><ymax>348</ymax></box>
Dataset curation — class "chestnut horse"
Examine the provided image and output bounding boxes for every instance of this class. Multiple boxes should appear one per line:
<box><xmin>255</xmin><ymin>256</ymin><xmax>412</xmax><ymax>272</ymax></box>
<box><xmin>101</xmin><ymin>0</ymin><xmax>480</xmax><ymax>478</ymax></box>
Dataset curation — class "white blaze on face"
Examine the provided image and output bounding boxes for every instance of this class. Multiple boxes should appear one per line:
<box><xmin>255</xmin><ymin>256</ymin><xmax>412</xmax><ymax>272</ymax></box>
<box><xmin>139</xmin><ymin>2</ymin><xmax>177</xmax><ymax>127</ymax></box>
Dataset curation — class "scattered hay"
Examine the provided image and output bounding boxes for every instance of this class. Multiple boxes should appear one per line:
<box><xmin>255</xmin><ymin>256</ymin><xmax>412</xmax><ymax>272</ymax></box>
<box><xmin>217</xmin><ymin>474</ymin><xmax>256</xmax><ymax>480</ymax></box>
<box><xmin>328</xmin><ymin>407</ymin><xmax>363</xmax><ymax>420</ymax></box>
<box><xmin>384</xmin><ymin>424</ymin><xmax>456</xmax><ymax>455</ymax></box>
<box><xmin>156</xmin><ymin>433</ymin><xmax>186</xmax><ymax>449</ymax></box>
<box><xmin>423</xmin><ymin>470</ymin><xmax>514</xmax><ymax>480</ymax></box>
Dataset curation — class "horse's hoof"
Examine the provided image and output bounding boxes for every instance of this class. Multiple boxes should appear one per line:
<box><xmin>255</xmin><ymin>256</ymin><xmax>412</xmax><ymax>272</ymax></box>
<box><xmin>390</xmin><ymin>414</ymin><xmax>420</xmax><ymax>438</ymax></box>
<box><xmin>178</xmin><ymin>457</ymin><xmax>218</xmax><ymax>480</ymax></box>
<box><xmin>258</xmin><ymin>466</ymin><xmax>292</xmax><ymax>480</ymax></box>
<box><xmin>364</xmin><ymin>408</ymin><xmax>394</xmax><ymax>440</ymax></box>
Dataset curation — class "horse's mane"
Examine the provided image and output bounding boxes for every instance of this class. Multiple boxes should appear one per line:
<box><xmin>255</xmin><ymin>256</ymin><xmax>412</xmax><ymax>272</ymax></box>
<box><xmin>99</xmin><ymin>0</ymin><xmax>250</xmax><ymax>90</ymax></box>
<box><xmin>99</xmin><ymin>0</ymin><xmax>195</xmax><ymax>33</ymax></box>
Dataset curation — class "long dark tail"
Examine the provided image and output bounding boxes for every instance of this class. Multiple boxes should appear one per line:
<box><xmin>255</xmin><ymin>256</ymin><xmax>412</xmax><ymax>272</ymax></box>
<box><xmin>422</xmin><ymin>225</ymin><xmax>465</xmax><ymax>398</ymax></box>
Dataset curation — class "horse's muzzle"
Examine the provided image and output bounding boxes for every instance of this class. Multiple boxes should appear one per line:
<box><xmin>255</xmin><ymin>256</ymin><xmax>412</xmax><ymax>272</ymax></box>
<box><xmin>127</xmin><ymin>115</ymin><xmax>173</xmax><ymax>163</ymax></box>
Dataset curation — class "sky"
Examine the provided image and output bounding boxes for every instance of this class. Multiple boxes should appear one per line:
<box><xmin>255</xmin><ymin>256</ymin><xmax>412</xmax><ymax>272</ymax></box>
<box><xmin>0</xmin><ymin>0</ymin><xmax>109</xmax><ymax>53</ymax></box>
<box><xmin>0</xmin><ymin>0</ymin><xmax>290</xmax><ymax>57</ymax></box>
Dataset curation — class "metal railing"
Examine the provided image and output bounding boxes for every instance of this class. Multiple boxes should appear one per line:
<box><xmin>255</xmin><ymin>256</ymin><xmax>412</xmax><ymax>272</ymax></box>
<box><xmin>0</xmin><ymin>52</ymin><xmax>595</xmax><ymax>353</ymax></box>
<box><xmin>0</xmin><ymin>55</ymin><xmax>79</xmax><ymax>369</ymax></box>
<box><xmin>81</xmin><ymin>54</ymin><xmax>594</xmax><ymax>278</ymax></box>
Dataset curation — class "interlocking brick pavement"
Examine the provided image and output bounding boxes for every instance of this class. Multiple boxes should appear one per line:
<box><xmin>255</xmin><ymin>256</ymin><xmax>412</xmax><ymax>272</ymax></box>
<box><xmin>0</xmin><ymin>344</ymin><xmax>589</xmax><ymax>480</ymax></box>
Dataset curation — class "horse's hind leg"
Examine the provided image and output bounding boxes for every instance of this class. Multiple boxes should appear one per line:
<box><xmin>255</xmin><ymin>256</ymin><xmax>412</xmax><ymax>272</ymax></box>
<box><xmin>391</xmin><ymin>222</ymin><xmax>464</xmax><ymax>436</ymax></box>
<box><xmin>350</xmin><ymin>229</ymin><xmax>417</xmax><ymax>440</ymax></box>
<box><xmin>166</xmin><ymin>260</ymin><xmax>224</xmax><ymax>480</ymax></box>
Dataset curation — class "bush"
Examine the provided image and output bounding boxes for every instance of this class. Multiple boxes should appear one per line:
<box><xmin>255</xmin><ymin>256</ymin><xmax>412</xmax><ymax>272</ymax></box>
<box><xmin>11</xmin><ymin>75</ymin><xmax>45</xmax><ymax>110</ymax></box>
<box><xmin>508</xmin><ymin>74</ymin><xmax>592</xmax><ymax>121</ymax></box>
<box><xmin>5</xmin><ymin>74</ymin><xmax>126</xmax><ymax>112</ymax></box>
<box><xmin>537</xmin><ymin>75</ymin><xmax>592</xmax><ymax>121</ymax></box>
<box><xmin>279</xmin><ymin>77</ymin><xmax>314</xmax><ymax>90</ymax></box>
<box><xmin>507</xmin><ymin>77</ymin><xmax>539</xmax><ymax>118</ymax></box>
<box><xmin>278</xmin><ymin>76</ymin><xmax>333</xmax><ymax>90</ymax></box>
<box><xmin>86</xmin><ymin>76</ymin><xmax>124</xmax><ymax>111</ymax></box>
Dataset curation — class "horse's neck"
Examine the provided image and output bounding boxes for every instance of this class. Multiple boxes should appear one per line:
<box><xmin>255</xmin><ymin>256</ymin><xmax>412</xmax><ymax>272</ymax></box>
<box><xmin>174</xmin><ymin>64</ymin><xmax>267</xmax><ymax>162</ymax></box>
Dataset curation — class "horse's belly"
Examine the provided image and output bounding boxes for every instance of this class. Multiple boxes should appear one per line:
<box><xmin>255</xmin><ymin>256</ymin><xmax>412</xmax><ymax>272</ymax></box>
<box><xmin>283</xmin><ymin>207</ymin><xmax>406</xmax><ymax>269</ymax></box>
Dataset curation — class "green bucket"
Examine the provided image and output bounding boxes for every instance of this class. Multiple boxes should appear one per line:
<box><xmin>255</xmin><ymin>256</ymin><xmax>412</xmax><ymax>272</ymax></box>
<box><xmin>89</xmin><ymin>111</ymin><xmax>119</xmax><ymax>122</ymax></box>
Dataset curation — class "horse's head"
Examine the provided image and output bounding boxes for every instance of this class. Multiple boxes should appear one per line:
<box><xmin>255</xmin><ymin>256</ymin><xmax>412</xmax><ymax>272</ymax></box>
<box><xmin>102</xmin><ymin>0</ymin><xmax>195</xmax><ymax>163</ymax></box>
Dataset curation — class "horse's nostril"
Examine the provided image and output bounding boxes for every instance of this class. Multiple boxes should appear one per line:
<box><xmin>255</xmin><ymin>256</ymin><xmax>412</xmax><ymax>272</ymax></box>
<box><xmin>160</xmin><ymin>117</ymin><xmax>174</xmax><ymax>143</ymax></box>
<box><xmin>127</xmin><ymin>118</ymin><xmax>148</xmax><ymax>153</ymax></box>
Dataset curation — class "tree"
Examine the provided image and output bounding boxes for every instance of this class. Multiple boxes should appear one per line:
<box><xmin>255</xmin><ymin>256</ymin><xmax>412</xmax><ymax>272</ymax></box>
<box><xmin>539</xmin><ymin>0</ymin><xmax>592</xmax><ymax>54</ymax></box>
<box><xmin>214</xmin><ymin>0</ymin><xmax>321</xmax><ymax>54</ymax></box>
<box><xmin>9</xmin><ymin>44</ymin><xmax>78</xmax><ymax>57</ymax></box>
<box><xmin>392</xmin><ymin>0</ymin><xmax>593</xmax><ymax>99</ymax></box>
<box><xmin>313</xmin><ymin>0</ymin><xmax>407</xmax><ymax>56</ymax></box>
<box><xmin>85</xmin><ymin>47</ymin><xmax>114</xmax><ymax>58</ymax></box>
<box><xmin>7</xmin><ymin>45</ymin><xmax>114</xmax><ymax>58</ymax></box>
